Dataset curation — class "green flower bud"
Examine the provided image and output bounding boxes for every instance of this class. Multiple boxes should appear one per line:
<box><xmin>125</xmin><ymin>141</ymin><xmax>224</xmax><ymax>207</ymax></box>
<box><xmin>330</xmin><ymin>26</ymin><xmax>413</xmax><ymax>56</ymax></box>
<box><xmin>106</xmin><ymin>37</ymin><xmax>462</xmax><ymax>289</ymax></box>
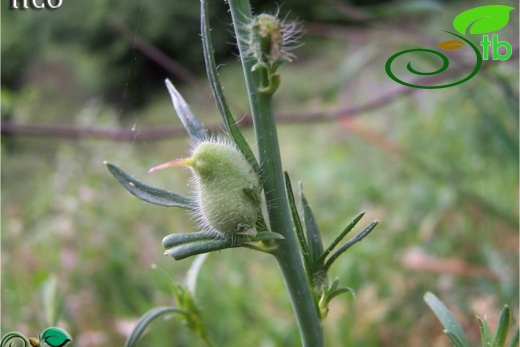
<box><xmin>247</xmin><ymin>12</ymin><xmax>302</xmax><ymax>69</ymax></box>
<box><xmin>149</xmin><ymin>138</ymin><xmax>261</xmax><ymax>234</ymax></box>
<box><xmin>251</xmin><ymin>14</ymin><xmax>283</xmax><ymax>65</ymax></box>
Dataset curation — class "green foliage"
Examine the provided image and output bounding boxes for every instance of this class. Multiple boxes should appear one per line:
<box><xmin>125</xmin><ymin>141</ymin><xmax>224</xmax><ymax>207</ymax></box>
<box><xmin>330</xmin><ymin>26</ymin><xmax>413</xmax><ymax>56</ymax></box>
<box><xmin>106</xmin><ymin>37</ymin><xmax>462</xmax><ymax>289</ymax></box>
<box><xmin>105</xmin><ymin>162</ymin><xmax>195</xmax><ymax>209</ymax></box>
<box><xmin>424</xmin><ymin>292</ymin><xmax>471</xmax><ymax>347</ymax></box>
<box><xmin>2</xmin><ymin>0</ymin><xmax>399</xmax><ymax>109</ymax></box>
<box><xmin>125</xmin><ymin>255</ymin><xmax>215</xmax><ymax>347</ymax></box>
<box><xmin>41</xmin><ymin>276</ymin><xmax>63</xmax><ymax>327</ymax></box>
<box><xmin>2</xmin><ymin>0</ymin><xmax>518</xmax><ymax>345</ymax></box>
<box><xmin>2</xmin><ymin>0</ymin><xmax>229</xmax><ymax>106</ymax></box>
<box><xmin>425</xmin><ymin>292</ymin><xmax>519</xmax><ymax>347</ymax></box>
<box><xmin>125</xmin><ymin>306</ymin><xmax>189</xmax><ymax>347</ymax></box>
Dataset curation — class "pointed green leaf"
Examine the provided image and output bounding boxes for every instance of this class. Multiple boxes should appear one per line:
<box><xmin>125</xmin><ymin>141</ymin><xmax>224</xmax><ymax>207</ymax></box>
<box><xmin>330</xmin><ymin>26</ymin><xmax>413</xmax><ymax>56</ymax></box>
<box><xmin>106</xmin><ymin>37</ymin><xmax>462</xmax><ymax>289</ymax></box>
<box><xmin>319</xmin><ymin>278</ymin><xmax>356</xmax><ymax>319</ymax></box>
<box><xmin>507</xmin><ymin>328</ymin><xmax>519</xmax><ymax>347</ymax></box>
<box><xmin>41</xmin><ymin>328</ymin><xmax>72</xmax><ymax>347</ymax></box>
<box><xmin>253</xmin><ymin>231</ymin><xmax>285</xmax><ymax>241</ymax></box>
<box><xmin>125</xmin><ymin>306</ymin><xmax>188</xmax><ymax>347</ymax></box>
<box><xmin>41</xmin><ymin>275</ymin><xmax>62</xmax><ymax>327</ymax></box>
<box><xmin>492</xmin><ymin>305</ymin><xmax>511</xmax><ymax>347</ymax></box>
<box><xmin>319</xmin><ymin>286</ymin><xmax>355</xmax><ymax>319</ymax></box>
<box><xmin>163</xmin><ymin>232</ymin><xmax>219</xmax><ymax>248</ymax></box>
<box><xmin>164</xmin><ymin>79</ymin><xmax>208</xmax><ymax>141</ymax></box>
<box><xmin>299</xmin><ymin>182</ymin><xmax>324</xmax><ymax>266</ymax></box>
<box><xmin>328</xmin><ymin>277</ymin><xmax>339</xmax><ymax>293</ymax></box>
<box><xmin>453</xmin><ymin>5</ymin><xmax>515</xmax><ymax>35</ymax></box>
<box><xmin>164</xmin><ymin>239</ymin><xmax>238</xmax><ymax>260</ymax></box>
<box><xmin>200</xmin><ymin>0</ymin><xmax>260</xmax><ymax>178</ymax></box>
<box><xmin>163</xmin><ymin>231</ymin><xmax>281</xmax><ymax>260</ymax></box>
<box><xmin>317</xmin><ymin>211</ymin><xmax>365</xmax><ymax>265</ymax></box>
<box><xmin>445</xmin><ymin>331</ymin><xmax>470</xmax><ymax>347</ymax></box>
<box><xmin>477</xmin><ymin>316</ymin><xmax>492</xmax><ymax>347</ymax></box>
<box><xmin>327</xmin><ymin>286</ymin><xmax>356</xmax><ymax>302</ymax></box>
<box><xmin>163</xmin><ymin>231</ymin><xmax>283</xmax><ymax>250</ymax></box>
<box><xmin>323</xmin><ymin>220</ymin><xmax>378</xmax><ymax>272</ymax></box>
<box><xmin>424</xmin><ymin>292</ymin><xmax>471</xmax><ymax>347</ymax></box>
<box><xmin>185</xmin><ymin>254</ymin><xmax>209</xmax><ymax>296</ymax></box>
<box><xmin>283</xmin><ymin>172</ymin><xmax>312</xmax><ymax>278</ymax></box>
<box><xmin>105</xmin><ymin>162</ymin><xmax>196</xmax><ymax>209</ymax></box>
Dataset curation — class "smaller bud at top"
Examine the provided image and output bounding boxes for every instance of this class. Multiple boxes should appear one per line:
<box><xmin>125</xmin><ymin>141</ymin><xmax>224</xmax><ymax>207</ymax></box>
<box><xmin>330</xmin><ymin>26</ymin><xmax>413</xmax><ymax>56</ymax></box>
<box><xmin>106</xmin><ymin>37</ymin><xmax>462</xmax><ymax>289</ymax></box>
<box><xmin>252</xmin><ymin>14</ymin><xmax>283</xmax><ymax>64</ymax></box>
<box><xmin>246</xmin><ymin>11</ymin><xmax>302</xmax><ymax>71</ymax></box>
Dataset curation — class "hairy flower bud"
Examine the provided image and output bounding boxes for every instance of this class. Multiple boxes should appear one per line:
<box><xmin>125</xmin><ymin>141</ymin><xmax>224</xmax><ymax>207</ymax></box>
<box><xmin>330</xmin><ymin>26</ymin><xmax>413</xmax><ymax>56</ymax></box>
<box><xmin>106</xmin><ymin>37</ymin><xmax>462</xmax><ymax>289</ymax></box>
<box><xmin>244</xmin><ymin>12</ymin><xmax>302</xmax><ymax>70</ymax></box>
<box><xmin>149</xmin><ymin>138</ymin><xmax>261</xmax><ymax>234</ymax></box>
<box><xmin>251</xmin><ymin>14</ymin><xmax>283</xmax><ymax>65</ymax></box>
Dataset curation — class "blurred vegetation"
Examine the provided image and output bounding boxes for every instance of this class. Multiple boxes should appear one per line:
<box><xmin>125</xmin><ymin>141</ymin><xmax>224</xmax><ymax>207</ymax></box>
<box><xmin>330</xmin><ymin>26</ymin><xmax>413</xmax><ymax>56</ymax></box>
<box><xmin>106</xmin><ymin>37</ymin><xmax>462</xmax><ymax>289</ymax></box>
<box><xmin>1</xmin><ymin>0</ymin><xmax>518</xmax><ymax>346</ymax></box>
<box><xmin>2</xmin><ymin>0</ymin><xmax>449</xmax><ymax>109</ymax></box>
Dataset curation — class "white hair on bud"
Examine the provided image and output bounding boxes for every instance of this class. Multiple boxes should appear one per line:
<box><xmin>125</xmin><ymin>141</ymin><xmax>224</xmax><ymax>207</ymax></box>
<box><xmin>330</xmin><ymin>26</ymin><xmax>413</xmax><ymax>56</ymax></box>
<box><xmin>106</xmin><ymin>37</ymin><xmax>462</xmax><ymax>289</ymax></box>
<box><xmin>182</xmin><ymin>136</ymin><xmax>261</xmax><ymax>236</ymax></box>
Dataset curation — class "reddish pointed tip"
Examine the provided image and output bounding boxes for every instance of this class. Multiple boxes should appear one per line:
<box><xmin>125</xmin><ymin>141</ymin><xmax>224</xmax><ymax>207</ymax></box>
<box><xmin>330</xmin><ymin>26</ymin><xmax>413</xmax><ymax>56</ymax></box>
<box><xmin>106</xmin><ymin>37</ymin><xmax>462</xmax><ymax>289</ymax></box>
<box><xmin>147</xmin><ymin>158</ymin><xmax>188</xmax><ymax>175</ymax></box>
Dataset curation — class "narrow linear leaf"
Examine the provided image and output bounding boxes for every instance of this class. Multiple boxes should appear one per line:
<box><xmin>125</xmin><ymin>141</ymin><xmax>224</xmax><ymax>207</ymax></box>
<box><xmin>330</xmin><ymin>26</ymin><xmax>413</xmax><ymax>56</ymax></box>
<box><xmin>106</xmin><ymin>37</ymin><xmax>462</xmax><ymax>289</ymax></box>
<box><xmin>507</xmin><ymin>328</ymin><xmax>519</xmax><ymax>347</ymax></box>
<box><xmin>164</xmin><ymin>79</ymin><xmax>208</xmax><ymax>141</ymax></box>
<box><xmin>317</xmin><ymin>211</ymin><xmax>365</xmax><ymax>265</ymax></box>
<box><xmin>329</xmin><ymin>277</ymin><xmax>339</xmax><ymax>292</ymax></box>
<box><xmin>254</xmin><ymin>231</ymin><xmax>285</xmax><ymax>241</ymax></box>
<box><xmin>452</xmin><ymin>5</ymin><xmax>515</xmax><ymax>35</ymax></box>
<box><xmin>125</xmin><ymin>306</ymin><xmax>188</xmax><ymax>347</ymax></box>
<box><xmin>164</xmin><ymin>240</ymin><xmax>238</xmax><ymax>260</ymax></box>
<box><xmin>323</xmin><ymin>220</ymin><xmax>378</xmax><ymax>272</ymax></box>
<box><xmin>163</xmin><ymin>232</ymin><xmax>218</xmax><ymax>248</ymax></box>
<box><xmin>445</xmin><ymin>331</ymin><xmax>470</xmax><ymax>347</ymax></box>
<box><xmin>200</xmin><ymin>0</ymin><xmax>260</xmax><ymax>177</ymax></box>
<box><xmin>327</xmin><ymin>287</ymin><xmax>356</xmax><ymax>303</ymax></box>
<box><xmin>162</xmin><ymin>231</ymin><xmax>282</xmax><ymax>254</ymax></box>
<box><xmin>437</xmin><ymin>40</ymin><xmax>465</xmax><ymax>50</ymax></box>
<box><xmin>477</xmin><ymin>316</ymin><xmax>492</xmax><ymax>347</ymax></box>
<box><xmin>424</xmin><ymin>292</ymin><xmax>471</xmax><ymax>347</ymax></box>
<box><xmin>319</xmin><ymin>280</ymin><xmax>355</xmax><ymax>319</ymax></box>
<box><xmin>492</xmin><ymin>305</ymin><xmax>511</xmax><ymax>347</ymax></box>
<box><xmin>105</xmin><ymin>162</ymin><xmax>196</xmax><ymax>209</ymax></box>
<box><xmin>185</xmin><ymin>254</ymin><xmax>209</xmax><ymax>297</ymax></box>
<box><xmin>283</xmin><ymin>172</ymin><xmax>313</xmax><ymax>278</ymax></box>
<box><xmin>299</xmin><ymin>182</ymin><xmax>324</xmax><ymax>265</ymax></box>
<box><xmin>41</xmin><ymin>275</ymin><xmax>62</xmax><ymax>327</ymax></box>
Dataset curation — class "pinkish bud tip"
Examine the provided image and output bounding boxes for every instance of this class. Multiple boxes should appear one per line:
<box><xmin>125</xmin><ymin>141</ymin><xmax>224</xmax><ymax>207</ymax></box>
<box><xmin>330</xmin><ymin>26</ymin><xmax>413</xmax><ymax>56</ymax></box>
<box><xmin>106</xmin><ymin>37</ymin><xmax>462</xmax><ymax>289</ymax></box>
<box><xmin>148</xmin><ymin>158</ymin><xmax>188</xmax><ymax>175</ymax></box>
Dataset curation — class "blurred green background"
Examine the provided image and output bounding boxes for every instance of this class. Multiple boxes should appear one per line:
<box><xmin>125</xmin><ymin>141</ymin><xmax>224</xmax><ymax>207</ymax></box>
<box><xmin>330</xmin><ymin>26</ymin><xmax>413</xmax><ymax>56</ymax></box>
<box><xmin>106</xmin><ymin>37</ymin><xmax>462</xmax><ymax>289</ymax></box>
<box><xmin>2</xmin><ymin>0</ymin><xmax>518</xmax><ymax>346</ymax></box>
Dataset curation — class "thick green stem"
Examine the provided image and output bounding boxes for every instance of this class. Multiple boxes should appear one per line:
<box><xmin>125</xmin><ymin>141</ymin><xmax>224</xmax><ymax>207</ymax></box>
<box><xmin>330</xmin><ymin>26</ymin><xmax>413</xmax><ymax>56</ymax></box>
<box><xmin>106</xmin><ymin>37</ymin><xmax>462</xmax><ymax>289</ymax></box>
<box><xmin>228</xmin><ymin>1</ymin><xmax>323</xmax><ymax>346</ymax></box>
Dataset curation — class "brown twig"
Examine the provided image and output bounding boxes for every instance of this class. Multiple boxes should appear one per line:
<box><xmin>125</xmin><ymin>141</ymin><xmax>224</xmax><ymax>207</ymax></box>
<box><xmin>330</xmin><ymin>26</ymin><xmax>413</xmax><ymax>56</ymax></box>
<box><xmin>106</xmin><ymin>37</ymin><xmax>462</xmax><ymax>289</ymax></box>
<box><xmin>401</xmin><ymin>248</ymin><xmax>499</xmax><ymax>281</ymax></box>
<box><xmin>2</xmin><ymin>43</ymin><xmax>517</xmax><ymax>142</ymax></box>
<box><xmin>0</xmin><ymin>85</ymin><xmax>413</xmax><ymax>142</ymax></box>
<box><xmin>0</xmin><ymin>122</ymin><xmax>188</xmax><ymax>142</ymax></box>
<box><xmin>109</xmin><ymin>19</ymin><xmax>199</xmax><ymax>84</ymax></box>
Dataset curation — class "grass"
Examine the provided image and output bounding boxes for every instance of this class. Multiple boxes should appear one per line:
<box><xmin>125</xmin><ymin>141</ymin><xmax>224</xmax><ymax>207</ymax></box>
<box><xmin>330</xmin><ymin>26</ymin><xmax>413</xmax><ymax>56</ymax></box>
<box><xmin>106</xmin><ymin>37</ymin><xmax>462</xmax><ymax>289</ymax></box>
<box><xmin>2</xmin><ymin>13</ymin><xmax>518</xmax><ymax>347</ymax></box>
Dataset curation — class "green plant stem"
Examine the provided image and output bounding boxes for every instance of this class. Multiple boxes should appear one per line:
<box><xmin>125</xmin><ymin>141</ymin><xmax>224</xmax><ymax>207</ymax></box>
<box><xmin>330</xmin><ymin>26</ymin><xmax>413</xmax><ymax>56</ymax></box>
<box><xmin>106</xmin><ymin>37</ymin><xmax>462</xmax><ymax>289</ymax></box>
<box><xmin>228</xmin><ymin>1</ymin><xmax>323</xmax><ymax>346</ymax></box>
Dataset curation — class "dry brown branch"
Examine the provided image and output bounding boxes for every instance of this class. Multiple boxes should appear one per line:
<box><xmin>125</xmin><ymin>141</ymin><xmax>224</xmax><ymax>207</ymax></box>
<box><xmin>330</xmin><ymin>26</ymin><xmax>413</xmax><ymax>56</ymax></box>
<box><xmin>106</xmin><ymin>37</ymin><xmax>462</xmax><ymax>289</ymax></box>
<box><xmin>109</xmin><ymin>19</ymin><xmax>199</xmax><ymax>84</ymax></box>
<box><xmin>0</xmin><ymin>84</ymin><xmax>413</xmax><ymax>142</ymax></box>
<box><xmin>2</xmin><ymin>44</ymin><xmax>517</xmax><ymax>142</ymax></box>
